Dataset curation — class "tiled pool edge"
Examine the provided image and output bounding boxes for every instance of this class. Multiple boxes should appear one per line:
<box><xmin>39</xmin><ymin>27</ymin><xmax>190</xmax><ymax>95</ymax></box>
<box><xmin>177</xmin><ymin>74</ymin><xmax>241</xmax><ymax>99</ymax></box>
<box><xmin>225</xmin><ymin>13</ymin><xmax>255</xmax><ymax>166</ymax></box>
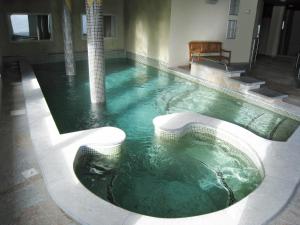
<box><xmin>20</xmin><ymin>61</ymin><xmax>133</xmax><ymax>225</ymax></box>
<box><xmin>153</xmin><ymin>112</ymin><xmax>265</xmax><ymax>177</ymax></box>
<box><xmin>126</xmin><ymin>51</ymin><xmax>300</xmax><ymax>121</ymax></box>
<box><xmin>21</xmin><ymin>60</ymin><xmax>300</xmax><ymax>225</ymax></box>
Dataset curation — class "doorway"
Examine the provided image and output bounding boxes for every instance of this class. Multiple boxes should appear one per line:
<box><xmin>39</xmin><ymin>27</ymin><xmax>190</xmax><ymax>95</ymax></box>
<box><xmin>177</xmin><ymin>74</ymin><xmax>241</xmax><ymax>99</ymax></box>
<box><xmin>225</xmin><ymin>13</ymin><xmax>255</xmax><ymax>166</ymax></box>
<box><xmin>249</xmin><ymin>0</ymin><xmax>300</xmax><ymax>105</ymax></box>
<box><xmin>258</xmin><ymin>2</ymin><xmax>300</xmax><ymax>58</ymax></box>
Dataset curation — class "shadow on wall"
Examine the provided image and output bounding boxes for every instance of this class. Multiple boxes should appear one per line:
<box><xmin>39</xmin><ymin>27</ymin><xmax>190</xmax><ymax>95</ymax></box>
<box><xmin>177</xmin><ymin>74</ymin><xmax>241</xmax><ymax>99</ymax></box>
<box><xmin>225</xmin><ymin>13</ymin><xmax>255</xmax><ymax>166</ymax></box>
<box><xmin>125</xmin><ymin>0</ymin><xmax>171</xmax><ymax>65</ymax></box>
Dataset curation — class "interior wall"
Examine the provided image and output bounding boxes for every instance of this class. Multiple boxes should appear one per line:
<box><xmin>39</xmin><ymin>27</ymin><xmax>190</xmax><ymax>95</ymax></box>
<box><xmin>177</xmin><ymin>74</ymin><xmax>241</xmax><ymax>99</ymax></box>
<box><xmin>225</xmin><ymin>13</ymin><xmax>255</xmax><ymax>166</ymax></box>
<box><xmin>124</xmin><ymin>0</ymin><xmax>172</xmax><ymax>64</ymax></box>
<box><xmin>0</xmin><ymin>0</ymin><xmax>63</xmax><ymax>59</ymax></box>
<box><xmin>259</xmin><ymin>17</ymin><xmax>272</xmax><ymax>54</ymax></box>
<box><xmin>103</xmin><ymin>0</ymin><xmax>125</xmax><ymax>51</ymax></box>
<box><xmin>71</xmin><ymin>0</ymin><xmax>124</xmax><ymax>53</ymax></box>
<box><xmin>0</xmin><ymin>0</ymin><xmax>124</xmax><ymax>61</ymax></box>
<box><xmin>288</xmin><ymin>10</ymin><xmax>300</xmax><ymax>56</ymax></box>
<box><xmin>224</xmin><ymin>0</ymin><xmax>259</xmax><ymax>63</ymax></box>
<box><xmin>168</xmin><ymin>0</ymin><xmax>229</xmax><ymax>67</ymax></box>
<box><xmin>168</xmin><ymin>0</ymin><xmax>259</xmax><ymax>66</ymax></box>
<box><xmin>0</xmin><ymin>0</ymin><xmax>260</xmax><ymax>66</ymax></box>
<box><xmin>265</xmin><ymin>6</ymin><xmax>285</xmax><ymax>56</ymax></box>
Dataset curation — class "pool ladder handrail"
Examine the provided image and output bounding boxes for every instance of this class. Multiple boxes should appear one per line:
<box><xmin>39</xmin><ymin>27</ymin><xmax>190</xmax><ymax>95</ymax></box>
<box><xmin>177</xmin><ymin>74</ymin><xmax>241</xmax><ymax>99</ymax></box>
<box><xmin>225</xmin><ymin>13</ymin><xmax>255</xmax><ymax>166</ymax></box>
<box><xmin>296</xmin><ymin>52</ymin><xmax>300</xmax><ymax>80</ymax></box>
<box><xmin>192</xmin><ymin>56</ymin><xmax>229</xmax><ymax>72</ymax></box>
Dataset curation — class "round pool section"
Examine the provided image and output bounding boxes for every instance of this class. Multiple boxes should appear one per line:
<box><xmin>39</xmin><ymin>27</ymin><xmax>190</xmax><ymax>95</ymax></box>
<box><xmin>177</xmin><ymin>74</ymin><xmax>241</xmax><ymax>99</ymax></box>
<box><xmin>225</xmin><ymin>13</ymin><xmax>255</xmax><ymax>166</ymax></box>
<box><xmin>74</xmin><ymin>126</ymin><xmax>263</xmax><ymax>218</ymax></box>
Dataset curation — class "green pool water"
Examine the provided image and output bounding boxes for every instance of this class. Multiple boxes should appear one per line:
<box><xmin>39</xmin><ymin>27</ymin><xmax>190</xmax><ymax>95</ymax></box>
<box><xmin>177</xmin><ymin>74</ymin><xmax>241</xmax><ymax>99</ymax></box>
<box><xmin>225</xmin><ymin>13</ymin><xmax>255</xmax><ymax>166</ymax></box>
<box><xmin>34</xmin><ymin>59</ymin><xmax>299</xmax><ymax>141</ymax></box>
<box><xmin>33</xmin><ymin>58</ymin><xmax>296</xmax><ymax>218</ymax></box>
<box><xmin>74</xmin><ymin>133</ymin><xmax>262</xmax><ymax>218</ymax></box>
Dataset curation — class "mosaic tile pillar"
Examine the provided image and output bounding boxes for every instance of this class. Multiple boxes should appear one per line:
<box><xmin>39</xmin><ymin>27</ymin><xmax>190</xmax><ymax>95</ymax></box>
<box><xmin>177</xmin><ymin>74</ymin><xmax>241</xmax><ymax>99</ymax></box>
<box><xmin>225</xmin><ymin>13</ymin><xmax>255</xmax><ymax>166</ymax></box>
<box><xmin>62</xmin><ymin>0</ymin><xmax>76</xmax><ymax>76</ymax></box>
<box><xmin>85</xmin><ymin>0</ymin><xmax>106</xmax><ymax>103</ymax></box>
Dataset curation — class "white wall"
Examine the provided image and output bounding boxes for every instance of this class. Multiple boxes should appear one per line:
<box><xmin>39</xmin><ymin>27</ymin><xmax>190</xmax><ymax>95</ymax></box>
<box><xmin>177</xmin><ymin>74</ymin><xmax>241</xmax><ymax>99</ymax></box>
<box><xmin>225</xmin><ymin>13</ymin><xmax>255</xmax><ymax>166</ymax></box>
<box><xmin>288</xmin><ymin>10</ymin><xmax>300</xmax><ymax>56</ymax></box>
<box><xmin>265</xmin><ymin>6</ymin><xmax>285</xmax><ymax>56</ymax></box>
<box><xmin>224</xmin><ymin>0</ymin><xmax>259</xmax><ymax>63</ymax></box>
<box><xmin>102</xmin><ymin>0</ymin><xmax>125</xmax><ymax>51</ymax></box>
<box><xmin>124</xmin><ymin>0</ymin><xmax>172</xmax><ymax>64</ymax></box>
<box><xmin>0</xmin><ymin>0</ymin><xmax>260</xmax><ymax>66</ymax></box>
<box><xmin>168</xmin><ymin>0</ymin><xmax>229</xmax><ymax>67</ymax></box>
<box><xmin>168</xmin><ymin>0</ymin><xmax>260</xmax><ymax>66</ymax></box>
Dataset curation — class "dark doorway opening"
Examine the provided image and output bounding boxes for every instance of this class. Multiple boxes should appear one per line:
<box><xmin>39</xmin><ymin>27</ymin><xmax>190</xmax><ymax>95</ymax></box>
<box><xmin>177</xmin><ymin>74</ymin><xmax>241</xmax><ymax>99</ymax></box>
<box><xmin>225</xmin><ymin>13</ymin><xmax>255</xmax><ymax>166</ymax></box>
<box><xmin>258</xmin><ymin>1</ymin><xmax>300</xmax><ymax>57</ymax></box>
<box><xmin>248</xmin><ymin>0</ymin><xmax>300</xmax><ymax>105</ymax></box>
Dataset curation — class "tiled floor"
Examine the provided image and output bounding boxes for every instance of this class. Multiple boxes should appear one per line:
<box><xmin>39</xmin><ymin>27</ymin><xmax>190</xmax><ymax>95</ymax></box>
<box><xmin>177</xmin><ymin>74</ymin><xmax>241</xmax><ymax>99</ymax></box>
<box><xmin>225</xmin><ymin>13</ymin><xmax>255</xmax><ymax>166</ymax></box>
<box><xmin>270</xmin><ymin>188</ymin><xmax>300</xmax><ymax>225</ymax></box>
<box><xmin>249</xmin><ymin>55</ymin><xmax>300</xmax><ymax>107</ymax></box>
<box><xmin>0</xmin><ymin>76</ymin><xmax>78</xmax><ymax>225</ymax></box>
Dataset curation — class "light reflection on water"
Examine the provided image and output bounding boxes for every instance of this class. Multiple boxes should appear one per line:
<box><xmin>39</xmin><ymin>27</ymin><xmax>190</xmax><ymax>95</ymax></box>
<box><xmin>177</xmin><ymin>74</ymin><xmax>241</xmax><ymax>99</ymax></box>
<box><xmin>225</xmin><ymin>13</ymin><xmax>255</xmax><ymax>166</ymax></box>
<box><xmin>33</xmin><ymin>59</ymin><xmax>297</xmax><ymax>217</ymax></box>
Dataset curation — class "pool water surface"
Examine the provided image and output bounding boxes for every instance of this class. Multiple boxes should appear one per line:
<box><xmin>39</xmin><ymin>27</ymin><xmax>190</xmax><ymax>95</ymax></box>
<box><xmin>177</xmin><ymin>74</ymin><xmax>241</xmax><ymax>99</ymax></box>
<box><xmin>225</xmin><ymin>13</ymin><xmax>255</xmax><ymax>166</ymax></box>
<box><xmin>34</xmin><ymin>59</ymin><xmax>299</xmax><ymax>141</ymax></box>
<box><xmin>33</xmin><ymin>59</ymin><xmax>296</xmax><ymax>217</ymax></box>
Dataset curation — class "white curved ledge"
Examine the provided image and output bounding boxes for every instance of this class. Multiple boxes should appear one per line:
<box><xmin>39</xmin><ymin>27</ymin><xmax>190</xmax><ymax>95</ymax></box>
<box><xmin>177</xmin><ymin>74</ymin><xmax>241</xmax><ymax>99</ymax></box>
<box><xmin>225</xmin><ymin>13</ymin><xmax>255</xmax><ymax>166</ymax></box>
<box><xmin>79</xmin><ymin>126</ymin><xmax>126</xmax><ymax>156</ymax></box>
<box><xmin>21</xmin><ymin>61</ymin><xmax>300</xmax><ymax>225</ymax></box>
<box><xmin>153</xmin><ymin>112</ymin><xmax>264</xmax><ymax>174</ymax></box>
<box><xmin>86</xmin><ymin>126</ymin><xmax>126</xmax><ymax>147</ymax></box>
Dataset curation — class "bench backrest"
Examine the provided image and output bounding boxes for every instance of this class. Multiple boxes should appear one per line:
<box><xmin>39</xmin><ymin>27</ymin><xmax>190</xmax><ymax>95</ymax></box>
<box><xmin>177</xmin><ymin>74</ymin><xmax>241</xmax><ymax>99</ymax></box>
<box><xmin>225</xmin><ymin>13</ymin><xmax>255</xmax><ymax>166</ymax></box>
<box><xmin>189</xmin><ymin>41</ymin><xmax>222</xmax><ymax>59</ymax></box>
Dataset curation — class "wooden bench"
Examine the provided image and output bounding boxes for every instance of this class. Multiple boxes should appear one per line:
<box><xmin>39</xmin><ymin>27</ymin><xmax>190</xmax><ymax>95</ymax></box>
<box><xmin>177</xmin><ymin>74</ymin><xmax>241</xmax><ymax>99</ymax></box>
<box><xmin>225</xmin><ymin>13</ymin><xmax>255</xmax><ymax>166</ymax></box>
<box><xmin>189</xmin><ymin>41</ymin><xmax>231</xmax><ymax>66</ymax></box>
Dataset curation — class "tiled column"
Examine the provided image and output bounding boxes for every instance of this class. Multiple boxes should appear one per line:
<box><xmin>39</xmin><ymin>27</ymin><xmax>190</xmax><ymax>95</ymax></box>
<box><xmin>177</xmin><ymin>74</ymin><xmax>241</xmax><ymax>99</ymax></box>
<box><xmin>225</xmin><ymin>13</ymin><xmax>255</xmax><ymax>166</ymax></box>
<box><xmin>62</xmin><ymin>0</ymin><xmax>76</xmax><ymax>76</ymax></box>
<box><xmin>85</xmin><ymin>0</ymin><xmax>106</xmax><ymax>103</ymax></box>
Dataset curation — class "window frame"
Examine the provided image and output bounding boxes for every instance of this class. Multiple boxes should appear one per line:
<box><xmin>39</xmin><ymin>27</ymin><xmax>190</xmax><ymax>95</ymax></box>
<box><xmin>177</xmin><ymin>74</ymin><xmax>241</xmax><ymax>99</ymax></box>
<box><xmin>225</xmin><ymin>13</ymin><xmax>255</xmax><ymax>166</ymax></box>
<box><xmin>228</xmin><ymin>0</ymin><xmax>240</xmax><ymax>16</ymax></box>
<box><xmin>226</xmin><ymin>19</ymin><xmax>238</xmax><ymax>39</ymax></box>
<box><xmin>7</xmin><ymin>13</ymin><xmax>54</xmax><ymax>43</ymax></box>
<box><xmin>81</xmin><ymin>13</ymin><xmax>117</xmax><ymax>40</ymax></box>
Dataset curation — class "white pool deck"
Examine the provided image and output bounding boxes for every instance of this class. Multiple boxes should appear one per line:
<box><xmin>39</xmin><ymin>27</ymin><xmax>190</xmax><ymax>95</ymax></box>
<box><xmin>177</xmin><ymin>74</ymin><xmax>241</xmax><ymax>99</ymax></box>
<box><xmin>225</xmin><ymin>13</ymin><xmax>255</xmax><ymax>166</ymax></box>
<box><xmin>21</xmin><ymin>60</ymin><xmax>300</xmax><ymax>225</ymax></box>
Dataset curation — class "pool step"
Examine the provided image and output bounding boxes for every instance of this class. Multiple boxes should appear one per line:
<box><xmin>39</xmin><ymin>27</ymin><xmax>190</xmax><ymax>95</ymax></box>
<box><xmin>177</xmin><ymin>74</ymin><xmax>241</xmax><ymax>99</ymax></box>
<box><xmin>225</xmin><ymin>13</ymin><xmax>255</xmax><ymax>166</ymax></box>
<box><xmin>230</xmin><ymin>76</ymin><xmax>266</xmax><ymax>91</ymax></box>
<box><xmin>249</xmin><ymin>87</ymin><xmax>288</xmax><ymax>101</ymax></box>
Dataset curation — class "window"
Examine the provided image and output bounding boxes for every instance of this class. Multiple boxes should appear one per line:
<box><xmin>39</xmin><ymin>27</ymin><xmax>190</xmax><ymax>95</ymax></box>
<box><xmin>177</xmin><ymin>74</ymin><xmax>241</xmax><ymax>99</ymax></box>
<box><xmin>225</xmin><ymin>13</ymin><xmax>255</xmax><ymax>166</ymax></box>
<box><xmin>10</xmin><ymin>14</ymin><xmax>30</xmax><ymax>38</ymax></box>
<box><xmin>226</xmin><ymin>20</ymin><xmax>238</xmax><ymax>39</ymax></box>
<box><xmin>9</xmin><ymin>14</ymin><xmax>52</xmax><ymax>41</ymax></box>
<box><xmin>103</xmin><ymin>16</ymin><xmax>116</xmax><ymax>38</ymax></box>
<box><xmin>81</xmin><ymin>14</ymin><xmax>87</xmax><ymax>36</ymax></box>
<box><xmin>81</xmin><ymin>15</ymin><xmax>116</xmax><ymax>38</ymax></box>
<box><xmin>229</xmin><ymin>0</ymin><xmax>240</xmax><ymax>16</ymax></box>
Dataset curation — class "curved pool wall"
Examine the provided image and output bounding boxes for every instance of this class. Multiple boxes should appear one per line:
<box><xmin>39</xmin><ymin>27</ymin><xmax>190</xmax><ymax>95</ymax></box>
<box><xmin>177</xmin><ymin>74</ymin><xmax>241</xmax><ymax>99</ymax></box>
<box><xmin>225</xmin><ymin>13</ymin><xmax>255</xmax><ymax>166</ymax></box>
<box><xmin>153</xmin><ymin>112</ymin><xmax>264</xmax><ymax>173</ymax></box>
<box><xmin>74</xmin><ymin>126</ymin><xmax>126</xmax><ymax>157</ymax></box>
<box><xmin>33</xmin><ymin>58</ymin><xmax>299</xmax><ymax>141</ymax></box>
<box><xmin>74</xmin><ymin>114</ymin><xmax>263</xmax><ymax>218</ymax></box>
<box><xmin>21</xmin><ymin>59</ymin><xmax>300</xmax><ymax>225</ymax></box>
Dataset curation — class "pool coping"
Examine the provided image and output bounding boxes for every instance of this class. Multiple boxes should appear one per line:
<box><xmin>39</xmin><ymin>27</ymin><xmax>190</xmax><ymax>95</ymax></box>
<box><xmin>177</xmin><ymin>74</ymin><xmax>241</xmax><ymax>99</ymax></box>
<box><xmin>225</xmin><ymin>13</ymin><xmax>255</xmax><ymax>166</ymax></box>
<box><xmin>20</xmin><ymin>60</ymin><xmax>300</xmax><ymax>225</ymax></box>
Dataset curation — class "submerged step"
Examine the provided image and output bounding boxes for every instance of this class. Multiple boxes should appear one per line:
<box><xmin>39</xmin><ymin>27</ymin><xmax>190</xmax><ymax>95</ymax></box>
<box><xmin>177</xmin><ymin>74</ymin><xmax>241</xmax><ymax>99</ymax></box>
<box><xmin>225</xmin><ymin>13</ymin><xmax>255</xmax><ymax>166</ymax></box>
<box><xmin>250</xmin><ymin>87</ymin><xmax>288</xmax><ymax>100</ymax></box>
<box><xmin>230</xmin><ymin>76</ymin><xmax>265</xmax><ymax>91</ymax></box>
